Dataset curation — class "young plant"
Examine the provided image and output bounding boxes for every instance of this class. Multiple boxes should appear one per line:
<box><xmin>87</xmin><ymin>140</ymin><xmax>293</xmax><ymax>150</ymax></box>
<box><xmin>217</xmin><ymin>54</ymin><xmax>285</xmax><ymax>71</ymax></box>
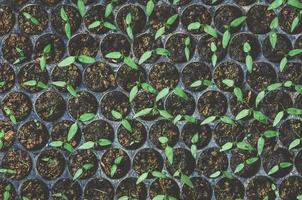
<box><xmin>280</xmin><ymin>49</ymin><xmax>302</xmax><ymax>72</ymax></box>
<box><xmin>136</xmin><ymin>170</ymin><xmax>166</xmax><ymax>185</ymax></box>
<box><xmin>77</xmin><ymin>0</ymin><xmax>86</xmax><ymax>17</ymax></box>
<box><xmin>188</xmin><ymin>22</ymin><xmax>217</xmax><ymax>37</ymax></box>
<box><xmin>22</xmin><ymin>12</ymin><xmax>40</xmax><ymax>25</ymax></box>
<box><xmin>222</xmin><ymin>79</ymin><xmax>243</xmax><ymax>102</ymax></box>
<box><xmin>184</xmin><ymin>36</ymin><xmax>191</xmax><ymax>62</ymax></box>
<box><xmin>0</xmin><ymin>129</ymin><xmax>7</xmax><ymax>150</ymax></box>
<box><xmin>53</xmin><ymin>192</ymin><xmax>69</xmax><ymax>200</ymax></box>
<box><xmin>125</xmin><ymin>13</ymin><xmax>134</xmax><ymax>40</ymax></box>
<box><xmin>158</xmin><ymin>136</ymin><xmax>173</xmax><ymax>165</ymax></box>
<box><xmin>23</xmin><ymin>80</ymin><xmax>48</xmax><ymax>90</ymax></box>
<box><xmin>111</xmin><ymin>110</ymin><xmax>132</xmax><ymax>132</ymax></box>
<box><xmin>110</xmin><ymin>156</ymin><xmax>123</xmax><ymax>177</ymax></box>
<box><xmin>268</xmin><ymin>0</ymin><xmax>286</xmax><ymax>10</ymax></box>
<box><xmin>88</xmin><ymin>17</ymin><xmax>116</xmax><ymax>31</ymax></box>
<box><xmin>222</xmin><ymin>16</ymin><xmax>247</xmax><ymax>48</ymax></box>
<box><xmin>235</xmin><ymin>108</ymin><xmax>268</xmax><ymax>124</ymax></box>
<box><xmin>173</xmin><ymin>169</ymin><xmax>194</xmax><ymax>188</ymax></box>
<box><xmin>73</xmin><ymin>163</ymin><xmax>94</xmax><ymax>181</ymax></box>
<box><xmin>0</xmin><ymin>167</ymin><xmax>16</xmax><ymax>175</ymax></box>
<box><xmin>190</xmin><ymin>79</ymin><xmax>212</xmax><ymax>88</ymax></box>
<box><xmin>0</xmin><ymin>80</ymin><xmax>5</xmax><ymax>88</ymax></box>
<box><xmin>201</xmin><ymin>114</ymin><xmax>234</xmax><ymax>126</ymax></box>
<box><xmin>257</xmin><ymin>130</ymin><xmax>279</xmax><ymax>155</ymax></box>
<box><xmin>210</xmin><ymin>42</ymin><xmax>218</xmax><ymax>66</ymax></box>
<box><xmin>60</xmin><ymin>7</ymin><xmax>72</xmax><ymax>38</ymax></box>
<box><xmin>51</xmin><ymin>81</ymin><xmax>77</xmax><ymax>97</ymax></box>
<box><xmin>22</xmin><ymin>196</ymin><xmax>30</xmax><ymax>200</ymax></box>
<box><xmin>243</xmin><ymin>42</ymin><xmax>253</xmax><ymax>73</ymax></box>
<box><xmin>269</xmin><ymin>17</ymin><xmax>278</xmax><ymax>49</ymax></box>
<box><xmin>267</xmin><ymin>162</ymin><xmax>293</xmax><ymax>175</ymax></box>
<box><xmin>155</xmin><ymin>14</ymin><xmax>178</xmax><ymax>39</ymax></box>
<box><xmin>105</xmin><ymin>51</ymin><xmax>137</xmax><ymax>69</ymax></box>
<box><xmin>291</xmin><ymin>10</ymin><xmax>302</xmax><ymax>32</ymax></box>
<box><xmin>13</xmin><ymin>47</ymin><xmax>26</xmax><ymax>64</ymax></box>
<box><xmin>138</xmin><ymin>48</ymin><xmax>170</xmax><ymax>65</ymax></box>
<box><xmin>152</xmin><ymin>194</ymin><xmax>177</xmax><ymax>200</ymax></box>
<box><xmin>58</xmin><ymin>54</ymin><xmax>96</xmax><ymax>67</ymax></box>
<box><xmin>209</xmin><ymin>170</ymin><xmax>234</xmax><ymax>179</ymax></box>
<box><xmin>104</xmin><ymin>0</ymin><xmax>117</xmax><ymax>18</ymax></box>
<box><xmin>3</xmin><ymin>107</ymin><xmax>17</xmax><ymax>125</ymax></box>
<box><xmin>297</xmin><ymin>194</ymin><xmax>302</xmax><ymax>200</ymax></box>
<box><xmin>78</xmin><ymin>138</ymin><xmax>112</xmax><ymax>150</ymax></box>
<box><xmin>234</xmin><ymin>156</ymin><xmax>259</xmax><ymax>174</ymax></box>
<box><xmin>146</xmin><ymin>0</ymin><xmax>155</xmax><ymax>16</ymax></box>
<box><xmin>41</xmin><ymin>156</ymin><xmax>58</xmax><ymax>165</ymax></box>
<box><xmin>273</xmin><ymin>107</ymin><xmax>302</xmax><ymax>128</ymax></box>
<box><xmin>220</xmin><ymin>141</ymin><xmax>254</xmax><ymax>152</ymax></box>
<box><xmin>38</xmin><ymin>44</ymin><xmax>51</xmax><ymax>71</ymax></box>
<box><xmin>3</xmin><ymin>184</ymin><xmax>12</xmax><ymax>200</ymax></box>
<box><xmin>190</xmin><ymin>133</ymin><xmax>198</xmax><ymax>158</ymax></box>
<box><xmin>173</xmin><ymin>87</ymin><xmax>188</xmax><ymax>101</ymax></box>
<box><xmin>271</xmin><ymin>183</ymin><xmax>280</xmax><ymax>199</ymax></box>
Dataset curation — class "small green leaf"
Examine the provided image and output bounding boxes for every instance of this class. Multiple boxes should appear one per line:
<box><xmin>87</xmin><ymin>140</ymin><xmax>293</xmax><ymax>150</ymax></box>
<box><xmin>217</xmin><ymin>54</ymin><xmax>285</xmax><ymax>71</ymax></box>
<box><xmin>234</xmin><ymin>87</ymin><xmax>243</xmax><ymax>102</ymax></box>
<box><xmin>280</xmin><ymin>162</ymin><xmax>292</xmax><ymax>168</ymax></box>
<box><xmin>156</xmin><ymin>87</ymin><xmax>170</xmax><ymax>102</ymax></box>
<box><xmin>256</xmin><ymin>90</ymin><xmax>265</xmax><ymax>107</ymax></box>
<box><xmin>49</xmin><ymin>141</ymin><xmax>63</xmax><ymax>147</ymax></box>
<box><xmin>191</xmin><ymin>144</ymin><xmax>197</xmax><ymax>158</ymax></box>
<box><xmin>23</xmin><ymin>80</ymin><xmax>37</xmax><ymax>86</ymax></box>
<box><xmin>158</xmin><ymin>109</ymin><xmax>173</xmax><ymax>120</ymax></box>
<box><xmin>253</xmin><ymin>111</ymin><xmax>268</xmax><ymax>123</ymax></box>
<box><xmin>78</xmin><ymin>55</ymin><xmax>96</xmax><ymax>64</ymax></box>
<box><xmin>65</xmin><ymin>23</ymin><xmax>71</xmax><ymax>38</ymax></box>
<box><xmin>165</xmin><ymin>146</ymin><xmax>173</xmax><ymax>164</ymax></box>
<box><xmin>139</xmin><ymin>50</ymin><xmax>152</xmax><ymax>65</ymax></box>
<box><xmin>269</xmin><ymin>31</ymin><xmax>277</xmax><ymax>49</ymax></box>
<box><xmin>287</xmin><ymin>107</ymin><xmax>302</xmax><ymax>115</ymax></box>
<box><xmin>188</xmin><ymin>22</ymin><xmax>201</xmax><ymax>30</ymax></box>
<box><xmin>151</xmin><ymin>170</ymin><xmax>166</xmax><ymax>178</ymax></box>
<box><xmin>88</xmin><ymin>21</ymin><xmax>101</xmax><ymax>29</ymax></box>
<box><xmin>155</xmin><ymin>48</ymin><xmax>170</xmax><ymax>56</ymax></box>
<box><xmin>173</xmin><ymin>87</ymin><xmax>188</xmax><ymax>100</ymax></box>
<box><xmin>222</xmin><ymin>79</ymin><xmax>234</xmax><ymax>87</ymax></box>
<box><xmin>67</xmin><ymin>122</ymin><xmax>78</xmax><ymax>142</ymax></box>
<box><xmin>67</xmin><ymin>84</ymin><xmax>77</xmax><ymax>97</ymax></box>
<box><xmin>291</xmin><ymin>16</ymin><xmax>300</xmax><ymax>32</ymax></box>
<box><xmin>78</xmin><ymin>141</ymin><xmax>95</xmax><ymax>149</ymax></box>
<box><xmin>222</xmin><ymin>30</ymin><xmax>231</xmax><ymax>48</ymax></box>
<box><xmin>237</xmin><ymin>142</ymin><xmax>254</xmax><ymax>151</ymax></box>
<box><xmin>111</xmin><ymin>110</ymin><xmax>122</xmax><ymax>120</ymax></box>
<box><xmin>289</xmin><ymin>138</ymin><xmax>301</xmax><ymax>150</ymax></box>
<box><xmin>181</xmin><ymin>173</ymin><xmax>193</xmax><ymax>188</ymax></box>
<box><xmin>230</xmin><ymin>16</ymin><xmax>247</xmax><ymax>27</ymax></box>
<box><xmin>39</xmin><ymin>56</ymin><xmax>46</xmax><ymax>71</ymax></box>
<box><xmin>146</xmin><ymin>0</ymin><xmax>155</xmax><ymax>16</ymax></box>
<box><xmin>204</xmin><ymin>25</ymin><xmax>217</xmax><ymax>38</ymax></box>
<box><xmin>52</xmin><ymin>81</ymin><xmax>67</xmax><ymax>87</ymax></box>
<box><xmin>234</xmin><ymin>163</ymin><xmax>244</xmax><ymax>174</ymax></box>
<box><xmin>79</xmin><ymin>113</ymin><xmax>95</xmax><ymax>122</ymax></box>
<box><xmin>126</xmin><ymin>26</ymin><xmax>134</xmax><ymax>40</ymax></box>
<box><xmin>220</xmin><ymin>142</ymin><xmax>233</xmax><ymax>151</ymax></box>
<box><xmin>58</xmin><ymin>56</ymin><xmax>76</xmax><ymax>67</ymax></box>
<box><xmin>77</xmin><ymin>0</ymin><xmax>85</xmax><ymax>17</ymax></box>
<box><xmin>114</xmin><ymin>156</ymin><xmax>123</xmax><ymax>165</ymax></box>
<box><xmin>268</xmin><ymin>165</ymin><xmax>279</xmax><ymax>175</ymax></box>
<box><xmin>280</xmin><ymin>57</ymin><xmax>288</xmax><ymax>72</ymax></box>
<box><xmin>98</xmin><ymin>138</ymin><xmax>112</xmax><ymax>146</ymax></box>
<box><xmin>235</xmin><ymin>109</ymin><xmax>251</xmax><ymax>120</ymax></box>
<box><xmin>73</xmin><ymin>168</ymin><xmax>83</xmax><ymax>180</ymax></box>
<box><xmin>166</xmin><ymin>14</ymin><xmax>178</xmax><ymax>25</ymax></box>
<box><xmin>105</xmin><ymin>3</ymin><xmax>113</xmax><ymax>18</ymax></box>
<box><xmin>268</xmin><ymin>0</ymin><xmax>284</xmax><ymax>10</ymax></box>
<box><xmin>122</xmin><ymin>119</ymin><xmax>132</xmax><ymax>132</ymax></box>
<box><xmin>124</xmin><ymin>56</ymin><xmax>138</xmax><ymax>70</ymax></box>
<box><xmin>200</xmin><ymin>116</ymin><xmax>216</xmax><ymax>125</ymax></box>
<box><xmin>129</xmin><ymin>85</ymin><xmax>138</xmax><ymax>102</ymax></box>
<box><xmin>246</xmin><ymin>55</ymin><xmax>253</xmax><ymax>73</ymax></box>
<box><xmin>134</xmin><ymin>108</ymin><xmax>153</xmax><ymax>118</ymax></box>
<box><xmin>103</xmin><ymin>21</ymin><xmax>116</xmax><ymax>30</ymax></box>
<box><xmin>273</xmin><ymin>111</ymin><xmax>284</xmax><ymax>127</ymax></box>
<box><xmin>152</xmin><ymin>195</ymin><xmax>165</xmax><ymax>200</ymax></box>
<box><xmin>246</xmin><ymin>157</ymin><xmax>259</xmax><ymax>165</ymax></box>
<box><xmin>136</xmin><ymin>172</ymin><xmax>148</xmax><ymax>184</ymax></box>
<box><xmin>220</xmin><ymin>115</ymin><xmax>234</xmax><ymax>125</ymax></box>
<box><xmin>159</xmin><ymin>136</ymin><xmax>169</xmax><ymax>144</ymax></box>
<box><xmin>264</xmin><ymin>130</ymin><xmax>279</xmax><ymax>138</ymax></box>
<box><xmin>243</xmin><ymin>42</ymin><xmax>251</xmax><ymax>53</ymax></box>
<box><xmin>297</xmin><ymin>195</ymin><xmax>302</xmax><ymax>200</ymax></box>
<box><xmin>155</xmin><ymin>26</ymin><xmax>165</xmax><ymax>39</ymax></box>
<box><xmin>105</xmin><ymin>51</ymin><xmax>122</xmax><ymax>59</ymax></box>
<box><xmin>185</xmin><ymin>47</ymin><xmax>190</xmax><ymax>61</ymax></box>
<box><xmin>209</xmin><ymin>171</ymin><xmax>221</xmax><ymax>178</ymax></box>
<box><xmin>288</xmin><ymin>0</ymin><xmax>302</xmax><ymax>8</ymax></box>
<box><xmin>60</xmin><ymin>7</ymin><xmax>68</xmax><ymax>21</ymax></box>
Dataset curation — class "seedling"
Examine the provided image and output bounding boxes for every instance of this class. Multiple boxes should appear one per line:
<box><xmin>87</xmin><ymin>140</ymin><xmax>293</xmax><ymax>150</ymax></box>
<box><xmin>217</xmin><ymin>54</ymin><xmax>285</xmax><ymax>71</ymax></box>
<box><xmin>0</xmin><ymin>80</ymin><xmax>5</xmax><ymax>88</ymax></box>
<box><xmin>110</xmin><ymin>156</ymin><xmax>123</xmax><ymax>177</ymax></box>
<box><xmin>58</xmin><ymin>54</ymin><xmax>96</xmax><ymax>67</ymax></box>
<box><xmin>22</xmin><ymin>12</ymin><xmax>39</xmax><ymax>25</ymax></box>
<box><xmin>273</xmin><ymin>107</ymin><xmax>302</xmax><ymax>127</ymax></box>
<box><xmin>222</xmin><ymin>79</ymin><xmax>243</xmax><ymax>102</ymax></box>
<box><xmin>105</xmin><ymin>51</ymin><xmax>137</xmax><ymax>69</ymax></box>
<box><xmin>200</xmin><ymin>114</ymin><xmax>234</xmax><ymax>126</ymax></box>
<box><xmin>190</xmin><ymin>79</ymin><xmax>212</xmax><ymax>88</ymax></box>
<box><xmin>0</xmin><ymin>167</ymin><xmax>16</xmax><ymax>175</ymax></box>
<box><xmin>60</xmin><ymin>7</ymin><xmax>72</xmax><ymax>38</ymax></box>
<box><xmin>271</xmin><ymin>183</ymin><xmax>280</xmax><ymax>198</ymax></box>
<box><xmin>210</xmin><ymin>42</ymin><xmax>218</xmax><ymax>66</ymax></box>
<box><xmin>41</xmin><ymin>156</ymin><xmax>58</xmax><ymax>165</ymax></box>
<box><xmin>268</xmin><ymin>0</ymin><xmax>286</xmax><ymax>10</ymax></box>
<box><xmin>172</xmin><ymin>114</ymin><xmax>196</xmax><ymax>125</ymax></box>
<box><xmin>125</xmin><ymin>13</ymin><xmax>134</xmax><ymax>40</ymax></box>
<box><xmin>184</xmin><ymin>37</ymin><xmax>191</xmax><ymax>61</ymax></box>
<box><xmin>158</xmin><ymin>136</ymin><xmax>173</xmax><ymax>165</ymax></box>
<box><xmin>220</xmin><ymin>141</ymin><xmax>254</xmax><ymax>152</ymax></box>
<box><xmin>88</xmin><ymin>19</ymin><xmax>116</xmax><ymax>31</ymax></box>
<box><xmin>190</xmin><ymin>133</ymin><xmax>198</xmax><ymax>158</ymax></box>
<box><xmin>3</xmin><ymin>107</ymin><xmax>17</xmax><ymax>125</ymax></box>
<box><xmin>279</xmin><ymin>49</ymin><xmax>302</xmax><ymax>72</ymax></box>
<box><xmin>297</xmin><ymin>194</ymin><xmax>302</xmax><ymax>200</ymax></box>
<box><xmin>257</xmin><ymin>130</ymin><xmax>279</xmax><ymax>155</ymax></box>
<box><xmin>222</xmin><ymin>16</ymin><xmax>246</xmax><ymax>48</ymax></box>
<box><xmin>39</xmin><ymin>44</ymin><xmax>51</xmax><ymax>71</ymax></box>
<box><xmin>291</xmin><ymin>10</ymin><xmax>302</xmax><ymax>32</ymax></box>
<box><xmin>267</xmin><ymin>162</ymin><xmax>292</xmax><ymax>175</ymax></box>
<box><xmin>138</xmin><ymin>48</ymin><xmax>170</xmax><ymax>65</ymax></box>
<box><xmin>105</xmin><ymin>0</ymin><xmax>118</xmax><ymax>18</ymax></box>
<box><xmin>269</xmin><ymin>17</ymin><xmax>278</xmax><ymax>49</ymax></box>
<box><xmin>78</xmin><ymin>138</ymin><xmax>112</xmax><ymax>150</ymax></box>
<box><xmin>234</xmin><ymin>156</ymin><xmax>259</xmax><ymax>174</ymax></box>
<box><xmin>53</xmin><ymin>192</ymin><xmax>69</xmax><ymax>200</ymax></box>
<box><xmin>146</xmin><ymin>0</ymin><xmax>155</xmax><ymax>16</ymax></box>
<box><xmin>23</xmin><ymin>80</ymin><xmax>48</xmax><ymax>90</ymax></box>
<box><xmin>51</xmin><ymin>81</ymin><xmax>77</xmax><ymax>97</ymax></box>
<box><xmin>73</xmin><ymin>163</ymin><xmax>94</xmax><ymax>180</ymax></box>
<box><xmin>173</xmin><ymin>169</ymin><xmax>194</xmax><ymax>188</ymax></box>
<box><xmin>13</xmin><ymin>47</ymin><xmax>26</xmax><ymax>64</ymax></box>
<box><xmin>209</xmin><ymin>170</ymin><xmax>234</xmax><ymax>179</ymax></box>
<box><xmin>112</xmin><ymin>110</ymin><xmax>132</xmax><ymax>132</ymax></box>
<box><xmin>155</xmin><ymin>14</ymin><xmax>178</xmax><ymax>39</ymax></box>
<box><xmin>136</xmin><ymin>170</ymin><xmax>166</xmax><ymax>185</ymax></box>
<box><xmin>152</xmin><ymin>195</ymin><xmax>177</xmax><ymax>200</ymax></box>
<box><xmin>235</xmin><ymin>108</ymin><xmax>268</xmax><ymax>124</ymax></box>
<box><xmin>3</xmin><ymin>184</ymin><xmax>12</xmax><ymax>200</ymax></box>
<box><xmin>22</xmin><ymin>196</ymin><xmax>30</xmax><ymax>200</ymax></box>
<box><xmin>77</xmin><ymin>0</ymin><xmax>85</xmax><ymax>17</ymax></box>
<box><xmin>243</xmin><ymin>42</ymin><xmax>253</xmax><ymax>73</ymax></box>
<box><xmin>173</xmin><ymin>87</ymin><xmax>188</xmax><ymax>101</ymax></box>
<box><xmin>0</xmin><ymin>129</ymin><xmax>7</xmax><ymax>150</ymax></box>
<box><xmin>187</xmin><ymin>22</ymin><xmax>217</xmax><ymax>38</ymax></box>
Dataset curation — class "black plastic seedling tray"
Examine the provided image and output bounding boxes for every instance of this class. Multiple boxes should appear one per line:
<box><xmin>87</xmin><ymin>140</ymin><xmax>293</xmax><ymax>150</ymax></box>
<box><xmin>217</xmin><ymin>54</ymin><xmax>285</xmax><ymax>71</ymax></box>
<box><xmin>1</xmin><ymin>0</ymin><xmax>302</xmax><ymax>199</ymax></box>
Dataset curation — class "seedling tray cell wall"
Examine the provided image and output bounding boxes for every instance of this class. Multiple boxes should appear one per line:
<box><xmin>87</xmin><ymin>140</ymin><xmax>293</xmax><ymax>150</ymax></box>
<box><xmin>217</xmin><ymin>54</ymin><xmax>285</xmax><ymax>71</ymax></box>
<box><xmin>0</xmin><ymin>0</ymin><xmax>302</xmax><ymax>200</ymax></box>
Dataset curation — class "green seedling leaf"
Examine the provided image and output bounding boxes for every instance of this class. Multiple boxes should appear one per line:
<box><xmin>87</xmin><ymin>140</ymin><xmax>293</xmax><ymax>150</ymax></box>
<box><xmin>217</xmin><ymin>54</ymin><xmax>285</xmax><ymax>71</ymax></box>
<box><xmin>246</xmin><ymin>55</ymin><xmax>253</xmax><ymax>73</ymax></box>
<box><xmin>141</xmin><ymin>82</ymin><xmax>157</xmax><ymax>94</ymax></box>
<box><xmin>253</xmin><ymin>110</ymin><xmax>268</xmax><ymax>123</ymax></box>
<box><xmin>58</xmin><ymin>56</ymin><xmax>76</xmax><ymax>67</ymax></box>
<box><xmin>291</xmin><ymin>16</ymin><xmax>300</xmax><ymax>32</ymax></box>
<box><xmin>129</xmin><ymin>85</ymin><xmax>138</xmax><ymax>102</ymax></box>
<box><xmin>77</xmin><ymin>0</ymin><xmax>85</xmax><ymax>17</ymax></box>
<box><xmin>136</xmin><ymin>172</ymin><xmax>148</xmax><ymax>184</ymax></box>
<box><xmin>181</xmin><ymin>173</ymin><xmax>193</xmax><ymax>188</ymax></box>
<box><xmin>79</xmin><ymin>113</ymin><xmax>95</xmax><ymax>122</ymax></box>
<box><xmin>67</xmin><ymin>122</ymin><xmax>78</xmax><ymax>142</ymax></box>
<box><xmin>73</xmin><ymin>168</ymin><xmax>83</xmax><ymax>180</ymax></box>
<box><xmin>139</xmin><ymin>50</ymin><xmax>152</xmax><ymax>65</ymax></box>
<box><xmin>153</xmin><ymin>195</ymin><xmax>165</xmax><ymax>200</ymax></box>
<box><xmin>88</xmin><ymin>21</ymin><xmax>101</xmax><ymax>29</ymax></box>
<box><xmin>23</xmin><ymin>80</ymin><xmax>37</xmax><ymax>86</ymax></box>
<box><xmin>256</xmin><ymin>90</ymin><xmax>265</xmax><ymax>107</ymax></box>
<box><xmin>230</xmin><ymin>16</ymin><xmax>247</xmax><ymax>28</ymax></box>
<box><xmin>269</xmin><ymin>31</ymin><xmax>277</xmax><ymax>49</ymax></box>
<box><xmin>78</xmin><ymin>55</ymin><xmax>96</xmax><ymax>64</ymax></box>
<box><xmin>246</xmin><ymin>157</ymin><xmax>259</xmax><ymax>164</ymax></box>
<box><xmin>159</xmin><ymin>136</ymin><xmax>169</xmax><ymax>144</ymax></box>
<box><xmin>65</xmin><ymin>23</ymin><xmax>71</xmax><ymax>38</ymax></box>
<box><xmin>188</xmin><ymin>22</ymin><xmax>201</xmax><ymax>30</ymax></box>
<box><xmin>234</xmin><ymin>163</ymin><xmax>244</xmax><ymax>174</ymax></box>
<box><xmin>268</xmin><ymin>0</ymin><xmax>284</xmax><ymax>10</ymax></box>
<box><xmin>173</xmin><ymin>87</ymin><xmax>188</xmax><ymax>100</ymax></box>
<box><xmin>155</xmin><ymin>48</ymin><xmax>170</xmax><ymax>56</ymax></box>
<box><xmin>173</xmin><ymin>114</ymin><xmax>182</xmax><ymax>124</ymax></box>
<box><xmin>126</xmin><ymin>26</ymin><xmax>134</xmax><ymax>40</ymax></box>
<box><xmin>111</xmin><ymin>110</ymin><xmax>122</xmax><ymax>120</ymax></box>
<box><xmin>105</xmin><ymin>3</ymin><xmax>113</xmax><ymax>18</ymax></box>
<box><xmin>60</xmin><ymin>7</ymin><xmax>68</xmax><ymax>21</ymax></box>
<box><xmin>220</xmin><ymin>115</ymin><xmax>234</xmax><ymax>124</ymax></box>
<box><xmin>287</xmin><ymin>107</ymin><xmax>302</xmax><ymax>115</ymax></box>
<box><xmin>289</xmin><ymin>138</ymin><xmax>301</xmax><ymax>150</ymax></box>
<box><xmin>146</xmin><ymin>0</ymin><xmax>155</xmax><ymax>16</ymax></box>
<box><xmin>280</xmin><ymin>57</ymin><xmax>288</xmax><ymax>72</ymax></box>
<box><xmin>191</xmin><ymin>144</ymin><xmax>197</xmax><ymax>158</ymax></box>
<box><xmin>78</xmin><ymin>141</ymin><xmax>95</xmax><ymax>149</ymax></box>
<box><xmin>220</xmin><ymin>142</ymin><xmax>233</xmax><ymax>151</ymax></box>
<box><xmin>134</xmin><ymin>108</ymin><xmax>153</xmax><ymax>118</ymax></box>
<box><xmin>122</xmin><ymin>119</ymin><xmax>132</xmax><ymax>132</ymax></box>
<box><xmin>237</xmin><ymin>142</ymin><xmax>254</xmax><ymax>151</ymax></box>
<box><xmin>105</xmin><ymin>51</ymin><xmax>122</xmax><ymax>59</ymax></box>
<box><xmin>49</xmin><ymin>140</ymin><xmax>63</xmax><ymax>147</ymax></box>
<box><xmin>151</xmin><ymin>171</ymin><xmax>166</xmax><ymax>178</ymax></box>
<box><xmin>268</xmin><ymin>165</ymin><xmax>279</xmax><ymax>175</ymax></box>
<box><xmin>273</xmin><ymin>111</ymin><xmax>284</xmax><ymax>126</ymax></box>
<box><xmin>280</xmin><ymin>162</ymin><xmax>292</xmax><ymax>168</ymax></box>
<box><xmin>288</xmin><ymin>0</ymin><xmax>302</xmax><ymax>8</ymax></box>
<box><xmin>67</xmin><ymin>84</ymin><xmax>77</xmax><ymax>97</ymax></box>
<box><xmin>222</xmin><ymin>30</ymin><xmax>231</xmax><ymax>48</ymax></box>
<box><xmin>209</xmin><ymin>171</ymin><xmax>221</xmax><ymax>178</ymax></box>
<box><xmin>124</xmin><ymin>56</ymin><xmax>138</xmax><ymax>70</ymax></box>
<box><xmin>234</xmin><ymin>87</ymin><xmax>243</xmax><ymax>102</ymax></box>
<box><xmin>103</xmin><ymin>21</ymin><xmax>116</xmax><ymax>30</ymax></box>
<box><xmin>264</xmin><ymin>130</ymin><xmax>279</xmax><ymax>138</ymax></box>
<box><xmin>204</xmin><ymin>25</ymin><xmax>217</xmax><ymax>38</ymax></box>
<box><xmin>201</xmin><ymin>116</ymin><xmax>216</xmax><ymax>125</ymax></box>
<box><xmin>235</xmin><ymin>108</ymin><xmax>251</xmax><ymax>120</ymax></box>
<box><xmin>166</xmin><ymin>14</ymin><xmax>178</xmax><ymax>25</ymax></box>
<box><xmin>98</xmin><ymin>138</ymin><xmax>112</xmax><ymax>146</ymax></box>
<box><xmin>156</xmin><ymin>87</ymin><xmax>169</xmax><ymax>102</ymax></box>
<box><xmin>155</xmin><ymin>26</ymin><xmax>165</xmax><ymax>39</ymax></box>
<box><xmin>165</xmin><ymin>146</ymin><xmax>173</xmax><ymax>164</ymax></box>
<box><xmin>158</xmin><ymin>109</ymin><xmax>173</xmax><ymax>120</ymax></box>
<box><xmin>114</xmin><ymin>156</ymin><xmax>123</xmax><ymax>165</ymax></box>
<box><xmin>39</xmin><ymin>56</ymin><xmax>46</xmax><ymax>71</ymax></box>
<box><xmin>222</xmin><ymin>79</ymin><xmax>234</xmax><ymax>87</ymax></box>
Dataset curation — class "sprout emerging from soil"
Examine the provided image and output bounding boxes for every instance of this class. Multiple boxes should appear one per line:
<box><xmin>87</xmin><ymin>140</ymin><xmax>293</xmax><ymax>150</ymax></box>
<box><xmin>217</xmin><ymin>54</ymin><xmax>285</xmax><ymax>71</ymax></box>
<box><xmin>210</xmin><ymin>42</ymin><xmax>218</xmax><ymax>66</ymax></box>
<box><xmin>3</xmin><ymin>107</ymin><xmax>17</xmax><ymax>125</ymax></box>
<box><xmin>51</xmin><ymin>81</ymin><xmax>77</xmax><ymax>97</ymax></box>
<box><xmin>222</xmin><ymin>79</ymin><xmax>243</xmax><ymax>102</ymax></box>
<box><xmin>105</xmin><ymin>51</ymin><xmax>138</xmax><ymax>69</ymax></box>
<box><xmin>243</xmin><ymin>42</ymin><xmax>253</xmax><ymax>73</ymax></box>
<box><xmin>3</xmin><ymin>184</ymin><xmax>12</xmax><ymax>200</ymax></box>
<box><xmin>220</xmin><ymin>141</ymin><xmax>254</xmax><ymax>152</ymax></box>
<box><xmin>125</xmin><ymin>13</ymin><xmax>134</xmax><ymax>40</ymax></box>
<box><xmin>158</xmin><ymin>136</ymin><xmax>173</xmax><ymax>165</ymax></box>
<box><xmin>23</xmin><ymin>80</ymin><xmax>48</xmax><ymax>90</ymax></box>
<box><xmin>190</xmin><ymin>133</ymin><xmax>198</xmax><ymax>158</ymax></box>
<box><xmin>155</xmin><ymin>14</ymin><xmax>178</xmax><ymax>39</ymax></box>
<box><xmin>267</xmin><ymin>162</ymin><xmax>293</xmax><ymax>175</ymax></box>
<box><xmin>110</xmin><ymin>155</ymin><xmax>123</xmax><ymax>177</ymax></box>
<box><xmin>222</xmin><ymin>16</ymin><xmax>246</xmax><ymax>48</ymax></box>
<box><xmin>273</xmin><ymin>107</ymin><xmax>302</xmax><ymax>127</ymax></box>
<box><xmin>139</xmin><ymin>48</ymin><xmax>170</xmax><ymax>65</ymax></box>
<box><xmin>13</xmin><ymin>47</ymin><xmax>25</xmax><ymax>65</ymax></box>
<box><xmin>280</xmin><ymin>49</ymin><xmax>302</xmax><ymax>72</ymax></box>
<box><xmin>58</xmin><ymin>55</ymin><xmax>96</xmax><ymax>67</ymax></box>
<box><xmin>173</xmin><ymin>169</ymin><xmax>194</xmax><ymax>188</ymax></box>
<box><xmin>136</xmin><ymin>170</ymin><xmax>166</xmax><ymax>185</ymax></box>
<box><xmin>188</xmin><ymin>23</ymin><xmax>217</xmax><ymax>38</ymax></box>
<box><xmin>78</xmin><ymin>138</ymin><xmax>112</xmax><ymax>150</ymax></box>
<box><xmin>129</xmin><ymin>81</ymin><xmax>157</xmax><ymax>102</ymax></box>
<box><xmin>88</xmin><ymin>18</ymin><xmax>116</xmax><ymax>31</ymax></box>
<box><xmin>209</xmin><ymin>170</ymin><xmax>234</xmax><ymax>179</ymax></box>
<box><xmin>184</xmin><ymin>36</ymin><xmax>191</xmax><ymax>62</ymax></box>
<box><xmin>0</xmin><ymin>168</ymin><xmax>16</xmax><ymax>175</ymax></box>
<box><xmin>269</xmin><ymin>17</ymin><xmax>278</xmax><ymax>49</ymax></box>
<box><xmin>60</xmin><ymin>7</ymin><xmax>72</xmax><ymax>38</ymax></box>
<box><xmin>22</xmin><ymin>12</ymin><xmax>40</xmax><ymax>25</ymax></box>
<box><xmin>73</xmin><ymin>163</ymin><xmax>94</xmax><ymax>180</ymax></box>
<box><xmin>77</xmin><ymin>0</ymin><xmax>85</xmax><ymax>17</ymax></box>
<box><xmin>112</xmin><ymin>110</ymin><xmax>132</xmax><ymax>132</ymax></box>
<box><xmin>234</xmin><ymin>157</ymin><xmax>259</xmax><ymax>174</ymax></box>
<box><xmin>53</xmin><ymin>192</ymin><xmax>69</xmax><ymax>200</ymax></box>
<box><xmin>39</xmin><ymin>44</ymin><xmax>51</xmax><ymax>71</ymax></box>
<box><xmin>146</xmin><ymin>0</ymin><xmax>155</xmax><ymax>16</ymax></box>
<box><xmin>257</xmin><ymin>130</ymin><xmax>279</xmax><ymax>155</ymax></box>
<box><xmin>201</xmin><ymin>115</ymin><xmax>234</xmax><ymax>126</ymax></box>
<box><xmin>190</xmin><ymin>79</ymin><xmax>212</xmax><ymax>88</ymax></box>
<box><xmin>152</xmin><ymin>194</ymin><xmax>177</xmax><ymax>200</ymax></box>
